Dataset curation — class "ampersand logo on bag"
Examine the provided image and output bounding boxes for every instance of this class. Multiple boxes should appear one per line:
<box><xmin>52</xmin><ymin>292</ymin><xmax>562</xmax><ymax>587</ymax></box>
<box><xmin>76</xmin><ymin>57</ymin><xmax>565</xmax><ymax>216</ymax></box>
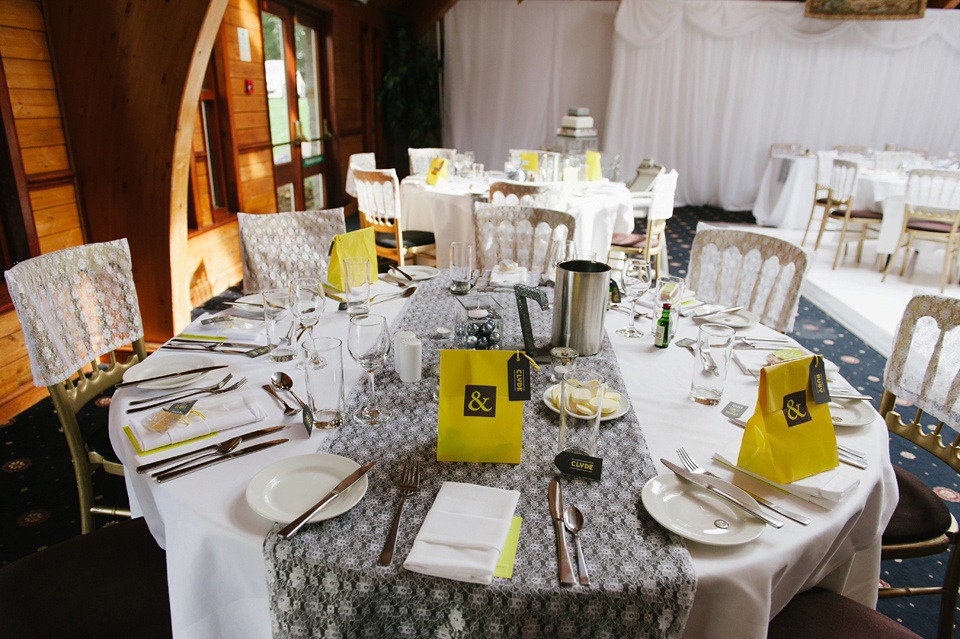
<box><xmin>464</xmin><ymin>385</ymin><xmax>496</xmax><ymax>418</ymax></box>
<box><xmin>782</xmin><ymin>390</ymin><xmax>811</xmax><ymax>427</ymax></box>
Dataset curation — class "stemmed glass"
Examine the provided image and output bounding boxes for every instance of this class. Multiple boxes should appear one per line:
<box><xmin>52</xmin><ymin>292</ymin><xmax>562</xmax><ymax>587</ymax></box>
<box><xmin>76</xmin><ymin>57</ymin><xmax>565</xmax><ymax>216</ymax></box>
<box><xmin>289</xmin><ymin>277</ymin><xmax>325</xmax><ymax>369</ymax></box>
<box><xmin>616</xmin><ymin>259</ymin><xmax>652</xmax><ymax>338</ymax></box>
<box><xmin>347</xmin><ymin>314</ymin><xmax>391</xmax><ymax>425</ymax></box>
<box><xmin>453</xmin><ymin>153</ymin><xmax>466</xmax><ymax>177</ymax></box>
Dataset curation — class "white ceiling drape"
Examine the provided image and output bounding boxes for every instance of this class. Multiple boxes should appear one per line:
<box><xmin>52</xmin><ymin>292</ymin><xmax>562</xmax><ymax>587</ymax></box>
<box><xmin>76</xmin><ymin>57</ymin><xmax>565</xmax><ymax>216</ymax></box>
<box><xmin>444</xmin><ymin>0</ymin><xmax>960</xmax><ymax>210</ymax></box>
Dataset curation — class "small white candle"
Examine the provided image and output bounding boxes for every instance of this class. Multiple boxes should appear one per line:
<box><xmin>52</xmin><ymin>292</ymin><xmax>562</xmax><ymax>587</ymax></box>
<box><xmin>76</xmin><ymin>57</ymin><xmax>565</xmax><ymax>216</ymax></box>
<box><xmin>467</xmin><ymin>309</ymin><xmax>489</xmax><ymax>319</ymax></box>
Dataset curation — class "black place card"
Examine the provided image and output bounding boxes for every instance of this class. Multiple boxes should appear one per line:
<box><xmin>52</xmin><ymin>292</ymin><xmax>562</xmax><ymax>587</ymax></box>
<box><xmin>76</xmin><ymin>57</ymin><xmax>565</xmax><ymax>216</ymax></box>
<box><xmin>555</xmin><ymin>450</ymin><xmax>603</xmax><ymax>481</ymax></box>
<box><xmin>507</xmin><ymin>354</ymin><xmax>530</xmax><ymax>401</ymax></box>
<box><xmin>164</xmin><ymin>399</ymin><xmax>198</xmax><ymax>416</ymax></box>
<box><xmin>809</xmin><ymin>355</ymin><xmax>830</xmax><ymax>405</ymax></box>
<box><xmin>675</xmin><ymin>337</ymin><xmax>695</xmax><ymax>350</ymax></box>
<box><xmin>200</xmin><ymin>315</ymin><xmax>236</xmax><ymax>326</ymax></box>
<box><xmin>721</xmin><ymin>401</ymin><xmax>749</xmax><ymax>419</ymax></box>
<box><xmin>302</xmin><ymin>407</ymin><xmax>314</xmax><ymax>435</ymax></box>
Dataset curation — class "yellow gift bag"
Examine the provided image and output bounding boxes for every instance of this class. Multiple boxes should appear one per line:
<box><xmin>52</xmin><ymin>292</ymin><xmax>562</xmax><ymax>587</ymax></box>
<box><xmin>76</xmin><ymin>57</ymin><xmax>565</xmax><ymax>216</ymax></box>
<box><xmin>737</xmin><ymin>355</ymin><xmax>838</xmax><ymax>484</ymax></box>
<box><xmin>326</xmin><ymin>227</ymin><xmax>379</xmax><ymax>292</ymax></box>
<box><xmin>585</xmin><ymin>150</ymin><xmax>602</xmax><ymax>182</ymax></box>
<box><xmin>437</xmin><ymin>349</ymin><xmax>523</xmax><ymax>464</ymax></box>
<box><xmin>425</xmin><ymin>158</ymin><xmax>449</xmax><ymax>186</ymax></box>
<box><xmin>519</xmin><ymin>151</ymin><xmax>539</xmax><ymax>176</ymax></box>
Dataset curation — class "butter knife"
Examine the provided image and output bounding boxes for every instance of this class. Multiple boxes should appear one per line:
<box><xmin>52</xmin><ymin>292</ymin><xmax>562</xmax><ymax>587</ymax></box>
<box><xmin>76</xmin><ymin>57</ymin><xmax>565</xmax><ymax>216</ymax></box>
<box><xmin>154</xmin><ymin>438</ymin><xmax>287</xmax><ymax>483</ymax></box>
<box><xmin>661</xmin><ymin>459</ymin><xmax>784</xmax><ymax>528</ymax></box>
<box><xmin>548</xmin><ymin>478</ymin><xmax>576</xmax><ymax>586</ymax></box>
<box><xmin>135</xmin><ymin>425</ymin><xmax>286</xmax><ymax>474</ymax></box>
<box><xmin>278</xmin><ymin>461</ymin><xmax>376</xmax><ymax>539</ymax></box>
<box><xmin>115</xmin><ymin>365</ymin><xmax>228</xmax><ymax>389</ymax></box>
<box><xmin>698</xmin><ymin>305</ymin><xmax>743</xmax><ymax>318</ymax></box>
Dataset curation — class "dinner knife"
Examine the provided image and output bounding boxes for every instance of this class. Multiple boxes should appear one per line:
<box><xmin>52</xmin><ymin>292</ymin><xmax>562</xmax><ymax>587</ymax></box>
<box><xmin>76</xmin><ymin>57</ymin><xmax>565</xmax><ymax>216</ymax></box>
<box><xmin>548</xmin><ymin>477</ymin><xmax>577</xmax><ymax>586</ymax></box>
<box><xmin>661</xmin><ymin>459</ymin><xmax>784</xmax><ymax>528</ymax></box>
<box><xmin>154</xmin><ymin>438</ymin><xmax>287</xmax><ymax>483</ymax></box>
<box><xmin>277</xmin><ymin>461</ymin><xmax>377</xmax><ymax>539</ymax></box>
<box><xmin>135</xmin><ymin>425</ymin><xmax>286</xmax><ymax>474</ymax></box>
<box><xmin>698</xmin><ymin>305</ymin><xmax>744</xmax><ymax>319</ymax></box>
<box><xmin>169</xmin><ymin>339</ymin><xmax>263</xmax><ymax>349</ymax></box>
<box><xmin>115</xmin><ymin>365</ymin><xmax>228</xmax><ymax>389</ymax></box>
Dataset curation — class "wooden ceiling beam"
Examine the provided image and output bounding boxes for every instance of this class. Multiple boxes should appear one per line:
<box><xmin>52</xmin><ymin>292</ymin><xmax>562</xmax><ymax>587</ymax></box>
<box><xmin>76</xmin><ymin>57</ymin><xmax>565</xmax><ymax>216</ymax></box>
<box><xmin>411</xmin><ymin>0</ymin><xmax>461</xmax><ymax>36</ymax></box>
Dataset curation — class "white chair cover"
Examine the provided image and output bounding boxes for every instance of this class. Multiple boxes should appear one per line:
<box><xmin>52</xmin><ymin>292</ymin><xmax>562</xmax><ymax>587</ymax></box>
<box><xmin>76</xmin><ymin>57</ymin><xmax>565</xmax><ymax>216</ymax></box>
<box><xmin>686</xmin><ymin>228</ymin><xmax>808</xmax><ymax>333</ymax></box>
<box><xmin>345</xmin><ymin>152</ymin><xmax>376</xmax><ymax>198</ymax></box>
<box><xmin>237</xmin><ymin>208</ymin><xmax>345</xmax><ymax>293</ymax></box>
<box><xmin>4</xmin><ymin>238</ymin><xmax>144</xmax><ymax>387</ymax></box>
<box><xmin>885</xmin><ymin>294</ymin><xmax>960</xmax><ymax>429</ymax></box>
<box><xmin>473</xmin><ymin>204</ymin><xmax>574</xmax><ymax>279</ymax></box>
<box><xmin>648</xmin><ymin>169</ymin><xmax>679</xmax><ymax>223</ymax></box>
<box><xmin>408</xmin><ymin>148</ymin><xmax>457</xmax><ymax>175</ymax></box>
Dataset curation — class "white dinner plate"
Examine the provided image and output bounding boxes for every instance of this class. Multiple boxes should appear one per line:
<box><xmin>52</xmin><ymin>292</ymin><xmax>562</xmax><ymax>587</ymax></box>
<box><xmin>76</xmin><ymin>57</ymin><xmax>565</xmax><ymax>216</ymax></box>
<box><xmin>394</xmin><ymin>265</ymin><xmax>439</xmax><ymax>281</ymax></box>
<box><xmin>228</xmin><ymin>293</ymin><xmax>264</xmax><ymax>308</ymax></box>
<box><xmin>641</xmin><ymin>472</ymin><xmax>765</xmax><ymax>546</ymax></box>
<box><xmin>121</xmin><ymin>354</ymin><xmax>217</xmax><ymax>390</ymax></box>
<box><xmin>695</xmin><ymin>308</ymin><xmax>760</xmax><ymax>329</ymax></box>
<box><xmin>542</xmin><ymin>384</ymin><xmax>630</xmax><ymax>422</ymax></box>
<box><xmin>245</xmin><ymin>453</ymin><xmax>369</xmax><ymax>524</ymax></box>
<box><xmin>828</xmin><ymin>399</ymin><xmax>875</xmax><ymax>427</ymax></box>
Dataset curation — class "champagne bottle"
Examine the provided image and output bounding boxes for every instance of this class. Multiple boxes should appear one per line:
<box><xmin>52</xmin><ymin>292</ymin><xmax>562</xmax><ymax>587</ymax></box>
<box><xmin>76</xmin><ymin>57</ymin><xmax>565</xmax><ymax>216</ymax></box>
<box><xmin>654</xmin><ymin>303</ymin><xmax>672</xmax><ymax>349</ymax></box>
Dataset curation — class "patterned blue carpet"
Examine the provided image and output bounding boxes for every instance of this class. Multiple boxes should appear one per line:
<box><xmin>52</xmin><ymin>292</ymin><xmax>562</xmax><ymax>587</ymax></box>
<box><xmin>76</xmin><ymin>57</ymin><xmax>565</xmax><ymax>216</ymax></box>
<box><xmin>0</xmin><ymin>206</ymin><xmax>956</xmax><ymax>638</ymax></box>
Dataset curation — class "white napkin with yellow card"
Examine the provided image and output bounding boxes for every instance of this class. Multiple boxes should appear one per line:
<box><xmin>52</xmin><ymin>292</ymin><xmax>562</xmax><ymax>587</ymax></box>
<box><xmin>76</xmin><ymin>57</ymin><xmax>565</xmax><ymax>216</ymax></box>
<box><xmin>127</xmin><ymin>394</ymin><xmax>266</xmax><ymax>453</ymax></box>
<box><xmin>404</xmin><ymin>482</ymin><xmax>519</xmax><ymax>585</ymax></box>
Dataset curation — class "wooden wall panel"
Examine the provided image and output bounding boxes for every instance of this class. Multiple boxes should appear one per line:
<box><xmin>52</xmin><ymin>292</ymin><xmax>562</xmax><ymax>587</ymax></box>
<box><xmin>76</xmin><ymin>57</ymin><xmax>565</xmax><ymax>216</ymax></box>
<box><xmin>186</xmin><ymin>219</ymin><xmax>241</xmax><ymax>307</ymax></box>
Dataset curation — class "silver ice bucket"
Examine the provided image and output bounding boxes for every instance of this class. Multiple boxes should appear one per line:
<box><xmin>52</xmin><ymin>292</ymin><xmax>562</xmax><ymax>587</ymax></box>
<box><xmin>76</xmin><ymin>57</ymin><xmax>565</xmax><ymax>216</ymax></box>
<box><xmin>551</xmin><ymin>260</ymin><xmax>610</xmax><ymax>356</ymax></box>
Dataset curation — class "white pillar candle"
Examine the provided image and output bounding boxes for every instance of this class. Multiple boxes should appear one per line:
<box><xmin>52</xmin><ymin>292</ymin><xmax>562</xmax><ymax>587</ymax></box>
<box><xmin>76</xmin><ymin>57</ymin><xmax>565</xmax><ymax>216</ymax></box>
<box><xmin>395</xmin><ymin>335</ymin><xmax>422</xmax><ymax>383</ymax></box>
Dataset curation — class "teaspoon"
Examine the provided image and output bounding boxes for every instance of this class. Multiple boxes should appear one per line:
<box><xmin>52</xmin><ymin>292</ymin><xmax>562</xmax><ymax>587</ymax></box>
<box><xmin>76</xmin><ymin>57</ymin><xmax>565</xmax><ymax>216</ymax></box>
<box><xmin>271</xmin><ymin>371</ymin><xmax>309</xmax><ymax>411</ymax></box>
<box><xmin>262</xmin><ymin>383</ymin><xmax>299</xmax><ymax>416</ymax></box>
<box><xmin>563</xmin><ymin>505</ymin><xmax>590</xmax><ymax>586</ymax></box>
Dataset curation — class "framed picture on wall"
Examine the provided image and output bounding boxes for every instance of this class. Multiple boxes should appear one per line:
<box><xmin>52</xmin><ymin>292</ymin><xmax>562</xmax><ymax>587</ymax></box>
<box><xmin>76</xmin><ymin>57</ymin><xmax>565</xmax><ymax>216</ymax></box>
<box><xmin>805</xmin><ymin>0</ymin><xmax>927</xmax><ymax>20</ymax></box>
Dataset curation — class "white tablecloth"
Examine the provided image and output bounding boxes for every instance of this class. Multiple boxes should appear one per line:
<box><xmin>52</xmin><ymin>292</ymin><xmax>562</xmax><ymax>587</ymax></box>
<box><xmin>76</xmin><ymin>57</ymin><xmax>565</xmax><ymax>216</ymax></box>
<box><xmin>109</xmin><ymin>292</ymin><xmax>897</xmax><ymax>639</ymax></box>
<box><xmin>399</xmin><ymin>175</ymin><xmax>634</xmax><ymax>266</ymax></box>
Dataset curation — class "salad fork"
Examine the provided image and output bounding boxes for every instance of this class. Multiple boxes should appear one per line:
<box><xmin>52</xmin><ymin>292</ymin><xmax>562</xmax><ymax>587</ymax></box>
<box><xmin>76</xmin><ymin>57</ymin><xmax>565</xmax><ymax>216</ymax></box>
<box><xmin>127</xmin><ymin>374</ymin><xmax>234</xmax><ymax>406</ymax></box>
<box><xmin>378</xmin><ymin>458</ymin><xmax>420</xmax><ymax>565</ymax></box>
<box><xmin>126</xmin><ymin>377</ymin><xmax>248</xmax><ymax>413</ymax></box>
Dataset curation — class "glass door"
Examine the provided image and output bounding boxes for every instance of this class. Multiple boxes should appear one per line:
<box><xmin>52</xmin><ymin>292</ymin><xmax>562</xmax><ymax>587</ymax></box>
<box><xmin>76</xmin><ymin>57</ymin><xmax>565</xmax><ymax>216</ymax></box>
<box><xmin>261</xmin><ymin>2</ymin><xmax>330</xmax><ymax>212</ymax></box>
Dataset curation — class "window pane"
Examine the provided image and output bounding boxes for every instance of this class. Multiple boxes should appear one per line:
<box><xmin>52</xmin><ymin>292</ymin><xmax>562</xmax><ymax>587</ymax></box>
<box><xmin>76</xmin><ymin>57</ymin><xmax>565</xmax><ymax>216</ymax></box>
<box><xmin>273</xmin><ymin>143</ymin><xmax>292</xmax><ymax>165</ymax></box>
<box><xmin>262</xmin><ymin>11</ymin><xmax>291</xmax><ymax>163</ymax></box>
<box><xmin>294</xmin><ymin>22</ymin><xmax>322</xmax><ymax>160</ymax></box>
<box><xmin>276</xmin><ymin>182</ymin><xmax>294</xmax><ymax>212</ymax></box>
<box><xmin>304</xmin><ymin>173</ymin><xmax>324</xmax><ymax>210</ymax></box>
<box><xmin>201</xmin><ymin>100</ymin><xmax>225</xmax><ymax>209</ymax></box>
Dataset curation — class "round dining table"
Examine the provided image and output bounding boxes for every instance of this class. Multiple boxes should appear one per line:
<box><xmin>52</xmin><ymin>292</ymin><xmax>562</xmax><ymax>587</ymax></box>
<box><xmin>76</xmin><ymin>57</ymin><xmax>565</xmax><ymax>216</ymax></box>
<box><xmin>109</xmin><ymin>276</ymin><xmax>897</xmax><ymax>639</ymax></box>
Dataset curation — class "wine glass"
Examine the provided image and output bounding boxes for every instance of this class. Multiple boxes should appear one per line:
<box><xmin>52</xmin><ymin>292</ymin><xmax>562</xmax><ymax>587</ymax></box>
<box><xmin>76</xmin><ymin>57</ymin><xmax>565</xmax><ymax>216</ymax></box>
<box><xmin>289</xmin><ymin>277</ymin><xmax>326</xmax><ymax>369</ymax></box>
<box><xmin>617</xmin><ymin>259</ymin><xmax>652</xmax><ymax>338</ymax></box>
<box><xmin>453</xmin><ymin>153</ymin><xmax>466</xmax><ymax>177</ymax></box>
<box><xmin>347</xmin><ymin>314</ymin><xmax>391</xmax><ymax>425</ymax></box>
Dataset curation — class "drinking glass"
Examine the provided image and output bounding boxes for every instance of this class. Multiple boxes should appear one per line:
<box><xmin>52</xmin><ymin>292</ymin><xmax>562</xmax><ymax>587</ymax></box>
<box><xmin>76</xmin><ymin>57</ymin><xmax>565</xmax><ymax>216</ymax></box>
<box><xmin>651</xmin><ymin>275</ymin><xmax>685</xmax><ymax>340</ymax></box>
<box><xmin>463</xmin><ymin>151</ymin><xmax>475</xmax><ymax>174</ymax></box>
<box><xmin>617</xmin><ymin>259</ymin><xmax>652</xmax><ymax>338</ymax></box>
<box><xmin>453</xmin><ymin>153</ymin><xmax>466</xmax><ymax>176</ymax></box>
<box><xmin>557</xmin><ymin>369</ymin><xmax>605</xmax><ymax>457</ymax></box>
<box><xmin>263</xmin><ymin>288</ymin><xmax>295</xmax><ymax>362</ymax></box>
<box><xmin>290</xmin><ymin>277</ymin><xmax>325</xmax><ymax>369</ymax></box>
<box><xmin>689</xmin><ymin>323</ymin><xmax>736</xmax><ymax>406</ymax></box>
<box><xmin>449</xmin><ymin>242</ymin><xmax>474</xmax><ymax>295</ymax></box>
<box><xmin>548</xmin><ymin>239</ymin><xmax>577</xmax><ymax>283</ymax></box>
<box><xmin>348</xmin><ymin>314</ymin><xmax>391</xmax><ymax>424</ymax></box>
<box><xmin>343</xmin><ymin>257</ymin><xmax>371</xmax><ymax>316</ymax></box>
<box><xmin>303</xmin><ymin>336</ymin><xmax>345</xmax><ymax>428</ymax></box>
<box><xmin>549</xmin><ymin>346</ymin><xmax>578</xmax><ymax>383</ymax></box>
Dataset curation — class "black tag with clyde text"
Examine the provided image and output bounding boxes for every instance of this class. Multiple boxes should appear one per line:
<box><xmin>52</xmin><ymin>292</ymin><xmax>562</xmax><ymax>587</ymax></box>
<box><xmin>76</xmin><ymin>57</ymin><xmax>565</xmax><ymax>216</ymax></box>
<box><xmin>164</xmin><ymin>399</ymin><xmax>198</xmax><ymax>416</ymax></box>
<box><xmin>302</xmin><ymin>408</ymin><xmax>314</xmax><ymax>435</ymax></box>
<box><xmin>555</xmin><ymin>450</ymin><xmax>603</xmax><ymax>481</ymax></box>
<box><xmin>808</xmin><ymin>355</ymin><xmax>830</xmax><ymax>405</ymax></box>
<box><xmin>507</xmin><ymin>354</ymin><xmax>530</xmax><ymax>401</ymax></box>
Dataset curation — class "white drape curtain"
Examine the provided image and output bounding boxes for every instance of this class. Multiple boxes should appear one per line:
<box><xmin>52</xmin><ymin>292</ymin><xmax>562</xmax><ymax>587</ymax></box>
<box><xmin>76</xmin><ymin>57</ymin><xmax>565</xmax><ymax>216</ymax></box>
<box><xmin>444</xmin><ymin>0</ymin><xmax>960</xmax><ymax>210</ymax></box>
<box><xmin>443</xmin><ymin>0</ymin><xmax>617</xmax><ymax>171</ymax></box>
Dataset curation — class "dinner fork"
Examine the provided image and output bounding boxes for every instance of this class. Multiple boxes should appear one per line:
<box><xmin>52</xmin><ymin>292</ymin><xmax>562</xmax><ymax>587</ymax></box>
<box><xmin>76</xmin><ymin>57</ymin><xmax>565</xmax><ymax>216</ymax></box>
<box><xmin>127</xmin><ymin>374</ymin><xmax>234</xmax><ymax>406</ymax></box>
<box><xmin>126</xmin><ymin>377</ymin><xmax>248</xmax><ymax>413</ymax></box>
<box><xmin>378</xmin><ymin>458</ymin><xmax>420</xmax><ymax>566</ymax></box>
<box><xmin>676</xmin><ymin>447</ymin><xmax>811</xmax><ymax>526</ymax></box>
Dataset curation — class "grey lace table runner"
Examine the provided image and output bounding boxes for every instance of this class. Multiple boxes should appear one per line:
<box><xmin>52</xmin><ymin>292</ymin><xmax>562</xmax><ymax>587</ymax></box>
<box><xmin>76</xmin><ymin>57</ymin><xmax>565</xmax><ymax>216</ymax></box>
<box><xmin>264</xmin><ymin>275</ymin><xmax>696</xmax><ymax>638</ymax></box>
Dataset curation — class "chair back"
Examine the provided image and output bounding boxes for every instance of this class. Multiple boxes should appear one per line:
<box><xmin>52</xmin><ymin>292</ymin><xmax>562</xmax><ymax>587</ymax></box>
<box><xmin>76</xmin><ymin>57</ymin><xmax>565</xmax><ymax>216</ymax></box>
<box><xmin>408</xmin><ymin>148</ymin><xmax>456</xmax><ymax>175</ymax></box>
<box><xmin>237</xmin><ymin>208</ymin><xmax>345</xmax><ymax>294</ymax></box>
<box><xmin>473</xmin><ymin>203</ymin><xmax>575</xmax><ymax>278</ymax></box>
<box><xmin>489</xmin><ymin>181</ymin><xmax>563</xmax><ymax>208</ymax></box>
<box><xmin>880</xmin><ymin>294</ymin><xmax>960</xmax><ymax>472</ymax></box>
<box><xmin>815</xmin><ymin>150</ymin><xmax>838</xmax><ymax>186</ymax></box>
<box><xmin>828</xmin><ymin>158</ymin><xmax>860</xmax><ymax>203</ymax></box>
<box><xmin>895</xmin><ymin>145</ymin><xmax>928</xmax><ymax>159</ymax></box>
<box><xmin>834</xmin><ymin>144</ymin><xmax>871</xmax><ymax>157</ymax></box>
<box><xmin>770</xmin><ymin>143</ymin><xmax>805</xmax><ymax>157</ymax></box>
<box><xmin>904</xmin><ymin>169</ymin><xmax>960</xmax><ymax>216</ymax></box>
<box><xmin>345</xmin><ymin>152</ymin><xmax>376</xmax><ymax>198</ymax></box>
<box><xmin>687</xmin><ymin>229</ymin><xmax>808</xmax><ymax>333</ymax></box>
<box><xmin>627</xmin><ymin>159</ymin><xmax>664</xmax><ymax>194</ymax></box>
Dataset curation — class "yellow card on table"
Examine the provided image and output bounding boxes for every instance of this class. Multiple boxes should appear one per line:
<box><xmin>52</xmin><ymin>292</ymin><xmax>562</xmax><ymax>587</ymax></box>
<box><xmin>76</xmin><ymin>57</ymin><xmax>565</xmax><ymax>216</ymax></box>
<box><xmin>519</xmin><ymin>152</ymin><xmax>539</xmax><ymax>174</ymax></box>
<box><xmin>425</xmin><ymin>157</ymin><xmax>449</xmax><ymax>186</ymax></box>
<box><xmin>586</xmin><ymin>150</ymin><xmax>602</xmax><ymax>181</ymax></box>
<box><xmin>123</xmin><ymin>426</ymin><xmax>217</xmax><ymax>456</ymax></box>
<box><xmin>772</xmin><ymin>348</ymin><xmax>806</xmax><ymax>362</ymax></box>
<box><xmin>493</xmin><ymin>517</ymin><xmax>522</xmax><ymax>579</ymax></box>
<box><xmin>437</xmin><ymin>349</ymin><xmax>523</xmax><ymax>464</ymax></box>
<box><xmin>326</xmin><ymin>227</ymin><xmax>379</xmax><ymax>292</ymax></box>
<box><xmin>737</xmin><ymin>356</ymin><xmax>838</xmax><ymax>484</ymax></box>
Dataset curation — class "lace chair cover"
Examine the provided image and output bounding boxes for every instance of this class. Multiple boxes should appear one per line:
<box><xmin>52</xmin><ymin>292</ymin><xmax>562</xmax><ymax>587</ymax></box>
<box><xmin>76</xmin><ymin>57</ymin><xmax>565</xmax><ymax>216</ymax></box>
<box><xmin>408</xmin><ymin>148</ymin><xmax>456</xmax><ymax>176</ymax></box>
<box><xmin>345</xmin><ymin>152</ymin><xmax>376</xmax><ymax>198</ymax></box>
<box><xmin>489</xmin><ymin>181</ymin><xmax>564</xmax><ymax>209</ymax></box>
<box><xmin>885</xmin><ymin>294</ymin><xmax>960</xmax><ymax>429</ymax></box>
<box><xmin>4</xmin><ymin>238</ymin><xmax>144</xmax><ymax>387</ymax></box>
<box><xmin>354</xmin><ymin>169</ymin><xmax>401</xmax><ymax>221</ymax></box>
<box><xmin>687</xmin><ymin>229</ymin><xmax>808</xmax><ymax>333</ymax></box>
<box><xmin>473</xmin><ymin>204</ymin><xmax>574</xmax><ymax>278</ymax></box>
<box><xmin>237</xmin><ymin>208</ymin><xmax>345</xmax><ymax>293</ymax></box>
<box><xmin>770</xmin><ymin>143</ymin><xmax>805</xmax><ymax>157</ymax></box>
<box><xmin>828</xmin><ymin>159</ymin><xmax>860</xmax><ymax>203</ymax></box>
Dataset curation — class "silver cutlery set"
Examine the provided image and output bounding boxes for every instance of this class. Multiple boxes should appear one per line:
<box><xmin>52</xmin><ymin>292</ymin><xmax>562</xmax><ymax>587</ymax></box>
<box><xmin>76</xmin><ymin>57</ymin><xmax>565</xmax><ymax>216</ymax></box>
<box><xmin>549</xmin><ymin>478</ymin><xmax>590</xmax><ymax>586</ymax></box>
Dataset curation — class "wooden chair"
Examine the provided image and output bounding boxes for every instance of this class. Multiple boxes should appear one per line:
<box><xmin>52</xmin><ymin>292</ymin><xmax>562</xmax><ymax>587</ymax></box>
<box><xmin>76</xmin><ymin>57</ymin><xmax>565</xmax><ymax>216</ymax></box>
<box><xmin>769</xmin><ymin>588</ymin><xmax>921</xmax><ymax>639</ymax></box>
<box><xmin>237</xmin><ymin>208</ymin><xmax>345</xmax><ymax>293</ymax></box>
<box><xmin>802</xmin><ymin>158</ymin><xmax>864</xmax><ymax>257</ymax></box>
<box><xmin>876</xmin><ymin>293</ymin><xmax>960</xmax><ymax>639</ymax></box>
<box><xmin>345</xmin><ymin>152</ymin><xmax>376</xmax><ymax>198</ymax></box>
<box><xmin>0</xmin><ymin>517</ymin><xmax>171</xmax><ymax>638</ymax></box>
<box><xmin>626</xmin><ymin>158</ymin><xmax>665</xmax><ymax>219</ymax></box>
<box><xmin>3</xmin><ymin>239</ymin><xmax>146</xmax><ymax>534</ymax></box>
<box><xmin>354</xmin><ymin>168</ymin><xmax>435</xmax><ymax>267</ymax></box>
<box><xmin>686</xmin><ymin>228</ymin><xmax>808</xmax><ymax>333</ymax></box>
<box><xmin>488</xmin><ymin>181</ymin><xmax>563</xmax><ymax>209</ymax></box>
<box><xmin>769</xmin><ymin>143</ymin><xmax>805</xmax><ymax>157</ymax></box>
<box><xmin>611</xmin><ymin>169</ymin><xmax>678</xmax><ymax>279</ymax></box>
<box><xmin>473</xmin><ymin>203</ymin><xmax>575</xmax><ymax>279</ymax></box>
<box><xmin>408</xmin><ymin>147</ymin><xmax>456</xmax><ymax>175</ymax></box>
<box><xmin>882</xmin><ymin>169</ymin><xmax>960</xmax><ymax>293</ymax></box>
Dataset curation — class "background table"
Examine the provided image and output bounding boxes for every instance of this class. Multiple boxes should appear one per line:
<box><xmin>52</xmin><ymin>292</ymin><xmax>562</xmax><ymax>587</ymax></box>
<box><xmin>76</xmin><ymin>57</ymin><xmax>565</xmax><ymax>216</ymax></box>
<box><xmin>109</xmin><ymin>283</ymin><xmax>897</xmax><ymax>638</ymax></box>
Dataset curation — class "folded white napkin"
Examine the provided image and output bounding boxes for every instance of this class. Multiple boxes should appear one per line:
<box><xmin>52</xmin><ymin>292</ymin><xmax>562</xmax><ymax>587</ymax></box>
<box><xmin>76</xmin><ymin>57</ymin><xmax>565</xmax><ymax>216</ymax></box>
<box><xmin>404</xmin><ymin>481</ymin><xmax>519</xmax><ymax>585</ymax></box>
<box><xmin>732</xmin><ymin>349</ymin><xmax>839</xmax><ymax>377</ymax></box>
<box><xmin>186</xmin><ymin>312</ymin><xmax>262</xmax><ymax>342</ymax></box>
<box><xmin>713</xmin><ymin>440</ymin><xmax>860</xmax><ymax>509</ymax></box>
<box><xmin>128</xmin><ymin>393</ymin><xmax>266</xmax><ymax>453</ymax></box>
<box><xmin>635</xmin><ymin>288</ymin><xmax>697</xmax><ymax>312</ymax></box>
<box><xmin>489</xmin><ymin>263</ymin><xmax>528</xmax><ymax>287</ymax></box>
